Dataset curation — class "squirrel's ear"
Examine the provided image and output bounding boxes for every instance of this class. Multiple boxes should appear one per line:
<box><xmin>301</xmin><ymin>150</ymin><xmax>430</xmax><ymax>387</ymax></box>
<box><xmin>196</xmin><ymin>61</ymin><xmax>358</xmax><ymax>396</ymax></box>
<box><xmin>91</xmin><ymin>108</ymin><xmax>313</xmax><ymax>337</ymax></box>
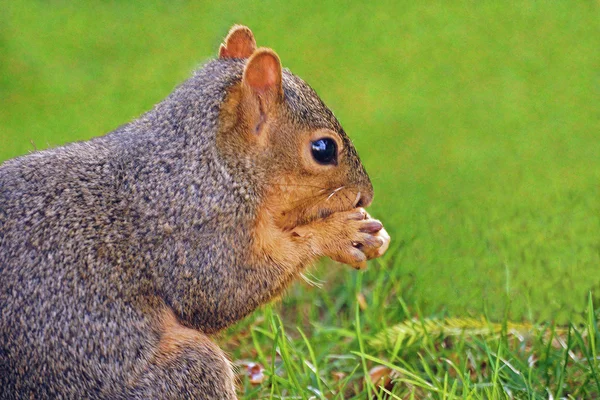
<box><xmin>242</xmin><ymin>48</ymin><xmax>283</xmax><ymax>101</ymax></box>
<box><xmin>219</xmin><ymin>25</ymin><xmax>256</xmax><ymax>59</ymax></box>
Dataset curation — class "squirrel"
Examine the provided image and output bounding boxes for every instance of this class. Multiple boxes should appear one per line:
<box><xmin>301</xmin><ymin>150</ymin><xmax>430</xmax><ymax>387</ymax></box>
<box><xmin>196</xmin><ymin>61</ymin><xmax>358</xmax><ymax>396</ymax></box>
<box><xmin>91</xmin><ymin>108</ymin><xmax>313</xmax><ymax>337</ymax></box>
<box><xmin>0</xmin><ymin>25</ymin><xmax>390</xmax><ymax>399</ymax></box>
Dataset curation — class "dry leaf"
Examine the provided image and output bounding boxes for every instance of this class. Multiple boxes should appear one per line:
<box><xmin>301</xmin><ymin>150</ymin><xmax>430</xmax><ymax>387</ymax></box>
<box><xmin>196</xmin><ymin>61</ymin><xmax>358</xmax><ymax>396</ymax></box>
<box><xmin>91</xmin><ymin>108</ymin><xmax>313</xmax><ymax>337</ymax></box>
<box><xmin>331</xmin><ymin>371</ymin><xmax>346</xmax><ymax>382</ymax></box>
<box><xmin>368</xmin><ymin>365</ymin><xmax>392</xmax><ymax>387</ymax></box>
<box><xmin>368</xmin><ymin>365</ymin><xmax>398</xmax><ymax>399</ymax></box>
<box><xmin>356</xmin><ymin>292</ymin><xmax>368</xmax><ymax>310</ymax></box>
<box><xmin>246</xmin><ymin>362</ymin><xmax>265</xmax><ymax>385</ymax></box>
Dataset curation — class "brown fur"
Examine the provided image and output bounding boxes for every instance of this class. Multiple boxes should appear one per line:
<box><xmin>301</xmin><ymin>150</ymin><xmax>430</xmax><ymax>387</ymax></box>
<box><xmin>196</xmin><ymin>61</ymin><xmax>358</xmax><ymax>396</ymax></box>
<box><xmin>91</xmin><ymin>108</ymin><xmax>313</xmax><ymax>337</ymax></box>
<box><xmin>156</xmin><ymin>307</ymin><xmax>213</xmax><ymax>362</ymax></box>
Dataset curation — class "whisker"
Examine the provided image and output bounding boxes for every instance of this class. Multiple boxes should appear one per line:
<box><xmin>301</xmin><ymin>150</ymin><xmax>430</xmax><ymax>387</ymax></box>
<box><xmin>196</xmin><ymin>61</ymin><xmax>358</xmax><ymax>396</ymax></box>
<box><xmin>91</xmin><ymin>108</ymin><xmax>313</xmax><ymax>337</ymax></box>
<box><xmin>325</xmin><ymin>186</ymin><xmax>345</xmax><ymax>202</ymax></box>
<box><xmin>276</xmin><ymin>185</ymin><xmax>362</xmax><ymax>219</ymax></box>
<box><xmin>288</xmin><ymin>195</ymin><xmax>328</xmax><ymax>214</ymax></box>
<box><xmin>341</xmin><ymin>190</ymin><xmax>354</xmax><ymax>205</ymax></box>
<box><xmin>300</xmin><ymin>272</ymin><xmax>324</xmax><ymax>288</ymax></box>
<box><xmin>281</xmin><ymin>192</ymin><xmax>328</xmax><ymax>217</ymax></box>
<box><xmin>270</xmin><ymin>183</ymin><xmax>329</xmax><ymax>190</ymax></box>
<box><xmin>288</xmin><ymin>191</ymin><xmax>327</xmax><ymax>207</ymax></box>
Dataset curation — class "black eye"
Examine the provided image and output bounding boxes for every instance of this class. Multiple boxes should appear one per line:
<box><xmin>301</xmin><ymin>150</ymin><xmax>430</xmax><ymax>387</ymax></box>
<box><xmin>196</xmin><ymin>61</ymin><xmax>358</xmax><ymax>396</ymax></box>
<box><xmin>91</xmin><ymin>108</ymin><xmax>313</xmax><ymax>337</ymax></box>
<box><xmin>311</xmin><ymin>138</ymin><xmax>337</xmax><ymax>165</ymax></box>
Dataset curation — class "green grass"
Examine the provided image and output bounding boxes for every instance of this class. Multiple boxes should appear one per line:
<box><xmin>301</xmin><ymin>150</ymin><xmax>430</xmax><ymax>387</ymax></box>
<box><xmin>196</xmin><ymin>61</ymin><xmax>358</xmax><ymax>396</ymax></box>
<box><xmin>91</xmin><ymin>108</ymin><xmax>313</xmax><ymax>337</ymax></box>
<box><xmin>2</xmin><ymin>1</ymin><xmax>600</xmax><ymax>397</ymax></box>
<box><xmin>225</xmin><ymin>289</ymin><xmax>600</xmax><ymax>398</ymax></box>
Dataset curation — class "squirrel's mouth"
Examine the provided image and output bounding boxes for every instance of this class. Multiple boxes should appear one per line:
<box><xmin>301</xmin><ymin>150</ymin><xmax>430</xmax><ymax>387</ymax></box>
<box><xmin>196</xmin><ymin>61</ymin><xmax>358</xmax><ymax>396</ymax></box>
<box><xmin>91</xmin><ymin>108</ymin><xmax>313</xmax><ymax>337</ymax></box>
<box><xmin>312</xmin><ymin>191</ymin><xmax>361</xmax><ymax>220</ymax></box>
<box><xmin>277</xmin><ymin>188</ymin><xmax>361</xmax><ymax>231</ymax></box>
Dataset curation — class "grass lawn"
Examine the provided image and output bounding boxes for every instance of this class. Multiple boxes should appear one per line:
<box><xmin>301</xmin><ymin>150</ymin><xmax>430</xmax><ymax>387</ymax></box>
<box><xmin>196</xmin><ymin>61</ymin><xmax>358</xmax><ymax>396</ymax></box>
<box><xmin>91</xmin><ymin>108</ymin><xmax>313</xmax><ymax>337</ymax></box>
<box><xmin>2</xmin><ymin>1</ymin><xmax>600</xmax><ymax>397</ymax></box>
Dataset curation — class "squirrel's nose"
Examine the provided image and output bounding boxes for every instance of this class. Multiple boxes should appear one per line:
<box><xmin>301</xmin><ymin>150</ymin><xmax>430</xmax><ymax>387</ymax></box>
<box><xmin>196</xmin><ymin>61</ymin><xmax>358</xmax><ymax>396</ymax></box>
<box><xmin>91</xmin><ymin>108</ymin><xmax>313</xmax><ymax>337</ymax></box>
<box><xmin>354</xmin><ymin>191</ymin><xmax>373</xmax><ymax>208</ymax></box>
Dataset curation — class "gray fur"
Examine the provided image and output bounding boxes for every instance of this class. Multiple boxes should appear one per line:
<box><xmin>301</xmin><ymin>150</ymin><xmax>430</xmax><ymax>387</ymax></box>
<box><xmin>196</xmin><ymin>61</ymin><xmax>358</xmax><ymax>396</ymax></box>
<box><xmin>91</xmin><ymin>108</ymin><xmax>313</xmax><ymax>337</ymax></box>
<box><xmin>0</xmin><ymin>58</ymin><xmax>356</xmax><ymax>399</ymax></box>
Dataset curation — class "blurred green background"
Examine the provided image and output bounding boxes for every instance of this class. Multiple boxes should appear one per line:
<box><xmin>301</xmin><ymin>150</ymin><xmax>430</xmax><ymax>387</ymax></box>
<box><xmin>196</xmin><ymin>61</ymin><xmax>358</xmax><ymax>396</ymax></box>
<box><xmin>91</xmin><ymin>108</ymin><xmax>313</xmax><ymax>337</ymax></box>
<box><xmin>1</xmin><ymin>1</ymin><xmax>599</xmax><ymax>323</ymax></box>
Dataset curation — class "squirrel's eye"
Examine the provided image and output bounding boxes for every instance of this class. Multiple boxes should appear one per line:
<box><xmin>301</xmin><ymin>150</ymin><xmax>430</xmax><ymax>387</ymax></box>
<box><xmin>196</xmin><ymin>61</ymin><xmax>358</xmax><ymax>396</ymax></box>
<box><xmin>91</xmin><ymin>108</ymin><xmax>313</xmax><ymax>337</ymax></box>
<box><xmin>311</xmin><ymin>138</ymin><xmax>337</xmax><ymax>165</ymax></box>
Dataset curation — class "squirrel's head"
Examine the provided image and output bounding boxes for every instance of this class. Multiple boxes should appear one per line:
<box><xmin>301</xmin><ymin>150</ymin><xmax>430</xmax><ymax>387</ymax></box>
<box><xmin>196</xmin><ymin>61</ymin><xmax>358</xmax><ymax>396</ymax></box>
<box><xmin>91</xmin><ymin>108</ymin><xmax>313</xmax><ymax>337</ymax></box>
<box><xmin>216</xmin><ymin>25</ymin><xmax>373</xmax><ymax>230</ymax></box>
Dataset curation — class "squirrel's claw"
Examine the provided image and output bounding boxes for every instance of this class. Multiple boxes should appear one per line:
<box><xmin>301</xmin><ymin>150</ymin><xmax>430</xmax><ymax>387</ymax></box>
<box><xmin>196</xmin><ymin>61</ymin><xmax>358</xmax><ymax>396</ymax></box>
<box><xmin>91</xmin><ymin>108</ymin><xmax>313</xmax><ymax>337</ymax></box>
<box><xmin>362</xmin><ymin>226</ymin><xmax>390</xmax><ymax>261</ymax></box>
<box><xmin>354</xmin><ymin>210</ymin><xmax>390</xmax><ymax>264</ymax></box>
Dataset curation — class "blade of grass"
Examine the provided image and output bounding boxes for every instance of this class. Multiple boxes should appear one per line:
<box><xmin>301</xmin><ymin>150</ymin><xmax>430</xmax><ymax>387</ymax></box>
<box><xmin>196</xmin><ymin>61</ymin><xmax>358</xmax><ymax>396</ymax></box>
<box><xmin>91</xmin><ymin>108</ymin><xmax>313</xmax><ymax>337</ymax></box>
<box><xmin>298</xmin><ymin>326</ymin><xmax>327</xmax><ymax>399</ymax></box>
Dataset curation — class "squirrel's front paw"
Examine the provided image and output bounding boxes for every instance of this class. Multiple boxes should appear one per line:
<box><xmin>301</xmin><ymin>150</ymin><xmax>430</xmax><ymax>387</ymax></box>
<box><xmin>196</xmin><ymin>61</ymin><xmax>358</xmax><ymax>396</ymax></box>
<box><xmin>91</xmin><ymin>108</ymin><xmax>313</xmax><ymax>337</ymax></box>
<box><xmin>359</xmin><ymin>221</ymin><xmax>390</xmax><ymax>266</ymax></box>
<box><xmin>320</xmin><ymin>208</ymin><xmax>390</xmax><ymax>270</ymax></box>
